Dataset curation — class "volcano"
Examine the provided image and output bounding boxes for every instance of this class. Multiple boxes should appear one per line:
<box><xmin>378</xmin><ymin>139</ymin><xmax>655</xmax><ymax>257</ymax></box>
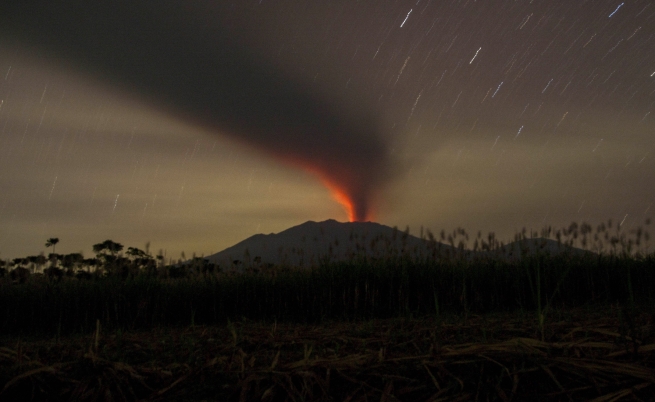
<box><xmin>204</xmin><ymin>220</ymin><xmax>454</xmax><ymax>269</ymax></box>
<box><xmin>204</xmin><ymin>220</ymin><xmax>593</xmax><ymax>270</ymax></box>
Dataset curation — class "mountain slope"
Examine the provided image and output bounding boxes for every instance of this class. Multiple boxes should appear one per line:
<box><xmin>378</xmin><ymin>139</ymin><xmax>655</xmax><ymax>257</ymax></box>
<box><xmin>494</xmin><ymin>237</ymin><xmax>593</xmax><ymax>260</ymax></box>
<box><xmin>205</xmin><ymin>219</ymin><xmax>455</xmax><ymax>269</ymax></box>
<box><xmin>205</xmin><ymin>220</ymin><xmax>594</xmax><ymax>270</ymax></box>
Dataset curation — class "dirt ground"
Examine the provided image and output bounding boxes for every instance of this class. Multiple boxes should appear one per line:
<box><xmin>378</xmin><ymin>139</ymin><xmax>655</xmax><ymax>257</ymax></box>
<box><xmin>2</xmin><ymin>304</ymin><xmax>655</xmax><ymax>401</ymax></box>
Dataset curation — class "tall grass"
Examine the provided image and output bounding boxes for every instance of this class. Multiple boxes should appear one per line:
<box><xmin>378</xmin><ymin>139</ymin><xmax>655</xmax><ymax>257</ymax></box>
<box><xmin>1</xmin><ymin>220</ymin><xmax>654</xmax><ymax>336</ymax></box>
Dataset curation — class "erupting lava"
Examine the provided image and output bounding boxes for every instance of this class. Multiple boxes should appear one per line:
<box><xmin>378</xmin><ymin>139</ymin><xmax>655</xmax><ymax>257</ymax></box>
<box><xmin>322</xmin><ymin>181</ymin><xmax>369</xmax><ymax>222</ymax></box>
<box><xmin>284</xmin><ymin>157</ymin><xmax>376</xmax><ymax>222</ymax></box>
<box><xmin>1</xmin><ymin>2</ymin><xmax>396</xmax><ymax>226</ymax></box>
<box><xmin>331</xmin><ymin>187</ymin><xmax>358</xmax><ymax>222</ymax></box>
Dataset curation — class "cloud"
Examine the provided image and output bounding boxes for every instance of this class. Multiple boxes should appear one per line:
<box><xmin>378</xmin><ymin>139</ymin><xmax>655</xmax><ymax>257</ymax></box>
<box><xmin>0</xmin><ymin>1</ymin><xmax>395</xmax><ymax>221</ymax></box>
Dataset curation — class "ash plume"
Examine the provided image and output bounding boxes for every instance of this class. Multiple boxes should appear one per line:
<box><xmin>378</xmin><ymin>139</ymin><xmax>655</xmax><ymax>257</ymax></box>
<box><xmin>0</xmin><ymin>2</ymin><xmax>393</xmax><ymax>221</ymax></box>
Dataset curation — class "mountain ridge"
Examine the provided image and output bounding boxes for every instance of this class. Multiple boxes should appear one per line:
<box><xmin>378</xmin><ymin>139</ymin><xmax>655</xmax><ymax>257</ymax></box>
<box><xmin>205</xmin><ymin>219</ymin><xmax>448</xmax><ymax>269</ymax></box>
<box><xmin>205</xmin><ymin>219</ymin><xmax>592</xmax><ymax>270</ymax></box>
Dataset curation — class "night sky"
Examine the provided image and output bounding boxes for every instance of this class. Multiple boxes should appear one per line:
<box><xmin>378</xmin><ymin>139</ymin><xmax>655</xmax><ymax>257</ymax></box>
<box><xmin>1</xmin><ymin>1</ymin><xmax>654</xmax><ymax>260</ymax></box>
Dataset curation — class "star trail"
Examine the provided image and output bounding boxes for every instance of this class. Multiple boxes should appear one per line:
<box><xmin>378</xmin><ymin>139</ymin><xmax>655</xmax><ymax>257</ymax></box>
<box><xmin>0</xmin><ymin>1</ymin><xmax>654</xmax><ymax>258</ymax></box>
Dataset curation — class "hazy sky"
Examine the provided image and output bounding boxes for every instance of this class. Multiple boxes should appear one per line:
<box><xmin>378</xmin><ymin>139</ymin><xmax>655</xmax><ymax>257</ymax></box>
<box><xmin>1</xmin><ymin>1</ymin><xmax>654</xmax><ymax>259</ymax></box>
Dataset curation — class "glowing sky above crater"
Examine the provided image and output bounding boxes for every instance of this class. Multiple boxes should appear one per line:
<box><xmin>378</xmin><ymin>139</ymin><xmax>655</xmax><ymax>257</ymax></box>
<box><xmin>0</xmin><ymin>1</ymin><xmax>654</xmax><ymax>259</ymax></box>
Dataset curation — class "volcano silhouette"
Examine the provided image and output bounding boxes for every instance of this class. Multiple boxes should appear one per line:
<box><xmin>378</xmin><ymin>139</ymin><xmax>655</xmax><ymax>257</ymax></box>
<box><xmin>204</xmin><ymin>220</ymin><xmax>591</xmax><ymax>270</ymax></box>
<box><xmin>205</xmin><ymin>220</ymin><xmax>454</xmax><ymax>269</ymax></box>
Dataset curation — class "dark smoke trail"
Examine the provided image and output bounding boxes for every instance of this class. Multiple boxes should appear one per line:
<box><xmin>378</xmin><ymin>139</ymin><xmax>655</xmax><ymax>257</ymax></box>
<box><xmin>0</xmin><ymin>2</ymin><xmax>393</xmax><ymax>221</ymax></box>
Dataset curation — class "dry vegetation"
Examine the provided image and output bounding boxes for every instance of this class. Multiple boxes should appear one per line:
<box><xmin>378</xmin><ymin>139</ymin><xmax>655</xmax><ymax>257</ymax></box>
<box><xmin>1</xmin><ymin>220</ymin><xmax>655</xmax><ymax>400</ymax></box>
<box><xmin>2</xmin><ymin>307</ymin><xmax>655</xmax><ymax>401</ymax></box>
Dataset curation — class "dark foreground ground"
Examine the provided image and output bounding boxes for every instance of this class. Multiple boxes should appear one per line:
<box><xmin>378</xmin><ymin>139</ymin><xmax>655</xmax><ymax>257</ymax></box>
<box><xmin>2</xmin><ymin>305</ymin><xmax>655</xmax><ymax>401</ymax></box>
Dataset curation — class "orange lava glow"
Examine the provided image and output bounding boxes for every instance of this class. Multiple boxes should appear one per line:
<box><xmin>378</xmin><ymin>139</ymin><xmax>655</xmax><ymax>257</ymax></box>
<box><xmin>323</xmin><ymin>182</ymin><xmax>358</xmax><ymax>222</ymax></box>
<box><xmin>302</xmin><ymin>168</ymin><xmax>371</xmax><ymax>222</ymax></box>
<box><xmin>320</xmin><ymin>179</ymin><xmax>375</xmax><ymax>222</ymax></box>
<box><xmin>265</xmin><ymin>153</ymin><xmax>375</xmax><ymax>222</ymax></box>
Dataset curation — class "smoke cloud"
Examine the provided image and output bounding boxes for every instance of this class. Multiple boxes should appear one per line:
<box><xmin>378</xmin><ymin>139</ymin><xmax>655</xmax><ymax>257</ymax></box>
<box><xmin>0</xmin><ymin>2</ymin><xmax>393</xmax><ymax>221</ymax></box>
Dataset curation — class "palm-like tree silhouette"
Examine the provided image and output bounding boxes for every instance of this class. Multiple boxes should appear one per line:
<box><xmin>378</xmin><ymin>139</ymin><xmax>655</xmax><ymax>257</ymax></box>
<box><xmin>45</xmin><ymin>237</ymin><xmax>59</xmax><ymax>254</ymax></box>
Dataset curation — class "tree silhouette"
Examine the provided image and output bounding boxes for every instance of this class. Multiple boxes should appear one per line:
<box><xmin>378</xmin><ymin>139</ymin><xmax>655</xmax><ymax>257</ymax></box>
<box><xmin>45</xmin><ymin>237</ymin><xmax>59</xmax><ymax>254</ymax></box>
<box><xmin>27</xmin><ymin>254</ymin><xmax>47</xmax><ymax>273</ymax></box>
<box><xmin>62</xmin><ymin>253</ymin><xmax>84</xmax><ymax>273</ymax></box>
<box><xmin>92</xmin><ymin>240</ymin><xmax>124</xmax><ymax>276</ymax></box>
<box><xmin>126</xmin><ymin>247</ymin><xmax>148</xmax><ymax>259</ymax></box>
<box><xmin>92</xmin><ymin>240</ymin><xmax>124</xmax><ymax>256</ymax></box>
